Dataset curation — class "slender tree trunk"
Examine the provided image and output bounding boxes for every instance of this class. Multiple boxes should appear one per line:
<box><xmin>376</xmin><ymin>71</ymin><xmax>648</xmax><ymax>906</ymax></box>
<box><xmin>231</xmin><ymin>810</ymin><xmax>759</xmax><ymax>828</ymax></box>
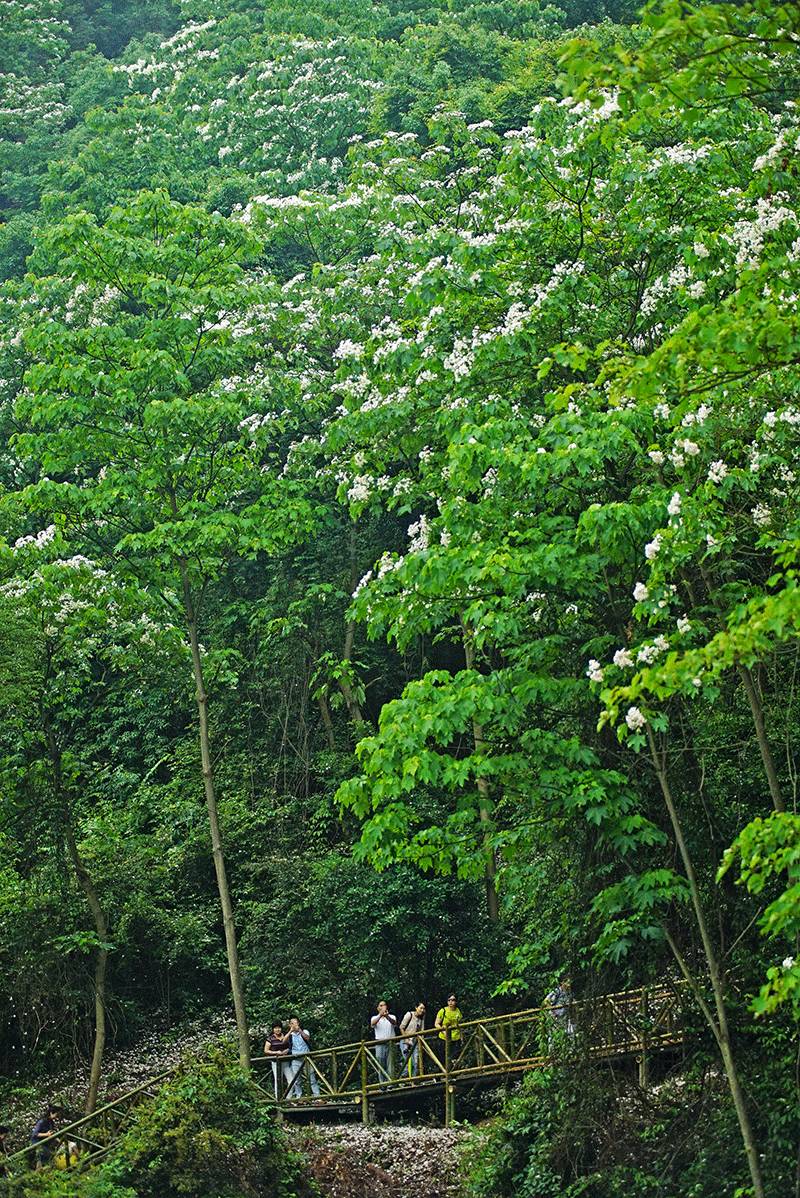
<box><xmin>340</xmin><ymin>528</ymin><xmax>367</xmax><ymax>726</ymax></box>
<box><xmin>46</xmin><ymin>731</ymin><xmax>109</xmax><ymax>1114</ymax></box>
<box><xmin>462</xmin><ymin>627</ymin><xmax>499</xmax><ymax>922</ymax></box>
<box><xmin>317</xmin><ymin>693</ymin><xmax>337</xmax><ymax>750</ymax></box>
<box><xmin>340</xmin><ymin>620</ymin><xmax>366</xmax><ymax>725</ymax></box>
<box><xmin>738</xmin><ymin>664</ymin><xmax>786</xmax><ymax>813</ymax></box>
<box><xmin>699</xmin><ymin>564</ymin><xmax>785</xmax><ymax>813</ymax></box>
<box><xmin>64</xmin><ymin>823</ymin><xmax>108</xmax><ymax>1115</ymax></box>
<box><xmin>646</xmin><ymin>727</ymin><xmax>765</xmax><ymax>1198</ymax></box>
<box><xmin>179</xmin><ymin>563</ymin><xmax>251</xmax><ymax>1069</ymax></box>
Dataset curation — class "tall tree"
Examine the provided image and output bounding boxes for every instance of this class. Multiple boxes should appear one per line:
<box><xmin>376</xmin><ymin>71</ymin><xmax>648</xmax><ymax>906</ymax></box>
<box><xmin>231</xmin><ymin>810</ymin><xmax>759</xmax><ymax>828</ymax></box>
<box><xmin>14</xmin><ymin>191</ymin><xmax>314</xmax><ymax>1068</ymax></box>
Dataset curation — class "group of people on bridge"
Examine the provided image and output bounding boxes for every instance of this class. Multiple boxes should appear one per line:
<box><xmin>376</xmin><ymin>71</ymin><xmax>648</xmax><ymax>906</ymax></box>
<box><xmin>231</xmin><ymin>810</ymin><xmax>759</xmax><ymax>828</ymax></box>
<box><xmin>262</xmin><ymin>978</ymin><xmax>575</xmax><ymax>1101</ymax></box>
<box><xmin>262</xmin><ymin>995</ymin><xmax>465</xmax><ymax>1100</ymax></box>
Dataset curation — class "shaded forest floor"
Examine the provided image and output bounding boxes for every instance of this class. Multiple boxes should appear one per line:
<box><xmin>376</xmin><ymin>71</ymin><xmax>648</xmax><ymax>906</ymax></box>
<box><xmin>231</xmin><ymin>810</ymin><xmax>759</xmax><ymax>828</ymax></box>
<box><xmin>0</xmin><ymin>1017</ymin><xmax>478</xmax><ymax>1197</ymax></box>
<box><xmin>0</xmin><ymin>1010</ymin><xmax>238</xmax><ymax>1148</ymax></box>
<box><xmin>298</xmin><ymin>1124</ymin><xmax>472</xmax><ymax>1198</ymax></box>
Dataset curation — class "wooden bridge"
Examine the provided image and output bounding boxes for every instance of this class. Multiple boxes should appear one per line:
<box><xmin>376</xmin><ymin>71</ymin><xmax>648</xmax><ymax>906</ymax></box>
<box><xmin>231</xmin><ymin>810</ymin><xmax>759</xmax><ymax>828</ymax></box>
<box><xmin>2</xmin><ymin>983</ymin><xmax>686</xmax><ymax>1175</ymax></box>
<box><xmin>254</xmin><ymin>983</ymin><xmax>686</xmax><ymax>1124</ymax></box>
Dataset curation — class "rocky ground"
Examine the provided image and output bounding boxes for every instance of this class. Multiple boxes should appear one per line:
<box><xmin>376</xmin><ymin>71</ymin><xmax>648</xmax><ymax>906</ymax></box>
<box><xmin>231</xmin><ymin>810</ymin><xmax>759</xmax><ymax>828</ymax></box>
<box><xmin>298</xmin><ymin>1124</ymin><xmax>475</xmax><ymax>1198</ymax></box>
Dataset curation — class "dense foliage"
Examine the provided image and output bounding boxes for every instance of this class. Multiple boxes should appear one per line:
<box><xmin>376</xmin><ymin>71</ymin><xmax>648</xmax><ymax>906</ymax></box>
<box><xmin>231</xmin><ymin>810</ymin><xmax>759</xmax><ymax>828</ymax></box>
<box><xmin>4</xmin><ymin>1049</ymin><xmax>313</xmax><ymax>1198</ymax></box>
<box><xmin>0</xmin><ymin>0</ymin><xmax>798</xmax><ymax>1195</ymax></box>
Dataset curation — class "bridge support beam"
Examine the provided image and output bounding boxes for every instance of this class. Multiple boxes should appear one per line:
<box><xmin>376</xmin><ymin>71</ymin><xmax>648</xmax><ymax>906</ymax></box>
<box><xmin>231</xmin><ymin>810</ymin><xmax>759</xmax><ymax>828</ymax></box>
<box><xmin>360</xmin><ymin>1045</ymin><xmax>370</xmax><ymax>1124</ymax></box>
<box><xmin>444</xmin><ymin>1084</ymin><xmax>456</xmax><ymax>1127</ymax></box>
<box><xmin>638</xmin><ymin>1051</ymin><xmax>649</xmax><ymax>1089</ymax></box>
<box><xmin>638</xmin><ymin>988</ymin><xmax>649</xmax><ymax>1088</ymax></box>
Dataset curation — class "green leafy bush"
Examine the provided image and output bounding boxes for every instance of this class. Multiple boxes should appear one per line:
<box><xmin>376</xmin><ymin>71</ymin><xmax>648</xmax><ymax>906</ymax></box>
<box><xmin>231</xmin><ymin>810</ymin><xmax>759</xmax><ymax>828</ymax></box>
<box><xmin>5</xmin><ymin>1050</ymin><xmax>314</xmax><ymax>1198</ymax></box>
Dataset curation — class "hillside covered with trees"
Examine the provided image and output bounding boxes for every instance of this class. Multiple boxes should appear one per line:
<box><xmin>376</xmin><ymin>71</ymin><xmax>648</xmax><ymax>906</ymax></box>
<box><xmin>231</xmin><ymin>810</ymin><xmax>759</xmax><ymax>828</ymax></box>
<box><xmin>0</xmin><ymin>0</ymin><xmax>798</xmax><ymax>1195</ymax></box>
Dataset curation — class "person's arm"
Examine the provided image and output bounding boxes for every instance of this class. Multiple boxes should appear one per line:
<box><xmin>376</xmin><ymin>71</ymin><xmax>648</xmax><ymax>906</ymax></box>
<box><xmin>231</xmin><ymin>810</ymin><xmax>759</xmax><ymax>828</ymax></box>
<box><xmin>300</xmin><ymin>1028</ymin><xmax>312</xmax><ymax>1046</ymax></box>
<box><xmin>370</xmin><ymin>1014</ymin><xmax>380</xmax><ymax>1027</ymax></box>
<box><xmin>387</xmin><ymin>1013</ymin><xmax>397</xmax><ymax>1026</ymax></box>
<box><xmin>434</xmin><ymin>1009</ymin><xmax>443</xmax><ymax>1030</ymax></box>
<box><xmin>400</xmin><ymin>1013</ymin><xmax>411</xmax><ymax>1034</ymax></box>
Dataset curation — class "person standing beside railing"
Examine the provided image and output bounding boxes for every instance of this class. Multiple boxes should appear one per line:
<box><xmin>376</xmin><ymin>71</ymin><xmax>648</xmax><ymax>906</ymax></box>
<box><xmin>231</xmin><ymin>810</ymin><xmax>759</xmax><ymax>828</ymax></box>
<box><xmin>434</xmin><ymin>994</ymin><xmax>463</xmax><ymax>1068</ymax></box>
<box><xmin>370</xmin><ymin>1000</ymin><xmax>398</xmax><ymax>1084</ymax></box>
<box><xmin>399</xmin><ymin>1002</ymin><xmax>426</xmax><ymax>1077</ymax></box>
<box><xmin>264</xmin><ymin>1021</ymin><xmax>290</xmax><ymax>1100</ymax></box>
<box><xmin>30</xmin><ymin>1104</ymin><xmax>61</xmax><ymax>1170</ymax></box>
<box><xmin>544</xmin><ymin>975</ymin><xmax>575</xmax><ymax>1048</ymax></box>
<box><xmin>282</xmin><ymin>1016</ymin><xmax>321</xmax><ymax>1100</ymax></box>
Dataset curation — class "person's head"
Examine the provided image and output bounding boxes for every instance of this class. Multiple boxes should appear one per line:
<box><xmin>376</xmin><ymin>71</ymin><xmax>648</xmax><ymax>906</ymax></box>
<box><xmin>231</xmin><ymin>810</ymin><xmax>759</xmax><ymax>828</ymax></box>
<box><xmin>447</xmin><ymin>994</ymin><xmax>458</xmax><ymax>1008</ymax></box>
<box><xmin>272</xmin><ymin>1021</ymin><xmax>283</xmax><ymax>1036</ymax></box>
<box><xmin>288</xmin><ymin>1016</ymin><xmax>300</xmax><ymax>1032</ymax></box>
<box><xmin>377</xmin><ymin>1000</ymin><xmax>388</xmax><ymax>1014</ymax></box>
<box><xmin>414</xmin><ymin>1002</ymin><xmax>425</xmax><ymax>1017</ymax></box>
<box><xmin>47</xmin><ymin>1105</ymin><xmax>61</xmax><ymax>1121</ymax></box>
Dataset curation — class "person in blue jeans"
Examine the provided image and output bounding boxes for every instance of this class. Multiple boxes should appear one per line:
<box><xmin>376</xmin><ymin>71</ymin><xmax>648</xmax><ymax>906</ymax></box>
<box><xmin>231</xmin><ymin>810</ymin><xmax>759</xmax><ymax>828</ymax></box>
<box><xmin>370</xmin><ymin>1000</ymin><xmax>398</xmax><ymax>1083</ymax></box>
<box><xmin>282</xmin><ymin>1016</ymin><xmax>321</xmax><ymax>1099</ymax></box>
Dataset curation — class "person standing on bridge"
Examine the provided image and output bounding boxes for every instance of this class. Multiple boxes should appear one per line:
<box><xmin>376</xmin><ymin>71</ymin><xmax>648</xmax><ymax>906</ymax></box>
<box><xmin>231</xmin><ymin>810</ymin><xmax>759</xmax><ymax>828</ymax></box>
<box><xmin>399</xmin><ymin>1002</ymin><xmax>426</xmax><ymax>1077</ymax></box>
<box><xmin>370</xmin><ymin>1000</ymin><xmax>398</xmax><ymax>1083</ymax></box>
<box><xmin>434</xmin><ymin>994</ymin><xmax>463</xmax><ymax>1068</ymax></box>
<box><xmin>545</xmin><ymin>974</ymin><xmax>575</xmax><ymax>1044</ymax></box>
<box><xmin>264</xmin><ymin>1021</ymin><xmax>290</xmax><ymax>1099</ymax></box>
<box><xmin>283</xmin><ymin>1016</ymin><xmax>321</xmax><ymax>1100</ymax></box>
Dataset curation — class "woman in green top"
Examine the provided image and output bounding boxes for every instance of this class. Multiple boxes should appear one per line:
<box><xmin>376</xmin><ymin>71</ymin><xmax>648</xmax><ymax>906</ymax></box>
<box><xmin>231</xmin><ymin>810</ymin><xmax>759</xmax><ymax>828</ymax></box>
<box><xmin>435</xmin><ymin>994</ymin><xmax>463</xmax><ymax>1041</ymax></box>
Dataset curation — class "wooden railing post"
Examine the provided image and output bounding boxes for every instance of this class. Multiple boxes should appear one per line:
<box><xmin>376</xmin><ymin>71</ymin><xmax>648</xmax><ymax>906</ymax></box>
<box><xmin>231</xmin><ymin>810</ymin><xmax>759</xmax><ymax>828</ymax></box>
<box><xmin>444</xmin><ymin>1031</ymin><xmax>452</xmax><ymax>1126</ymax></box>
<box><xmin>638</xmin><ymin>988</ymin><xmax>649</xmax><ymax>1088</ymax></box>
<box><xmin>360</xmin><ymin>1044</ymin><xmax>369</xmax><ymax>1124</ymax></box>
<box><xmin>331</xmin><ymin>1049</ymin><xmax>338</xmax><ymax>1096</ymax></box>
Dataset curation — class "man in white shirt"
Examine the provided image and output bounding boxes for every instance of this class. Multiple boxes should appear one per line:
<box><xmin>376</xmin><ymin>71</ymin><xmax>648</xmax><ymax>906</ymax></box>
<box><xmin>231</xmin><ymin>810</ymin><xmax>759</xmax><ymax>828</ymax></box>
<box><xmin>370</xmin><ymin>999</ymin><xmax>397</xmax><ymax>1082</ymax></box>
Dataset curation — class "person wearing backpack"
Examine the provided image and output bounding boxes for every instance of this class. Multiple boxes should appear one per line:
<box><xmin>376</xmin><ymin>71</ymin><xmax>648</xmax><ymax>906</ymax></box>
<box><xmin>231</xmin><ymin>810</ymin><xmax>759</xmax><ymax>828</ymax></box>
<box><xmin>399</xmin><ymin>1002</ymin><xmax>426</xmax><ymax>1077</ymax></box>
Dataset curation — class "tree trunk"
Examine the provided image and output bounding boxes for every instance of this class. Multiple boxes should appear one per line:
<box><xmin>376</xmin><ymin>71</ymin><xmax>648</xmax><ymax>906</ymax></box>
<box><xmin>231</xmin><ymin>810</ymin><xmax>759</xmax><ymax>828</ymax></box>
<box><xmin>340</xmin><ymin>527</ymin><xmax>367</xmax><ymax>726</ymax></box>
<box><xmin>462</xmin><ymin>627</ymin><xmax>499</xmax><ymax>922</ymax></box>
<box><xmin>317</xmin><ymin>693</ymin><xmax>337</xmax><ymax>750</ymax></box>
<box><xmin>738</xmin><ymin>664</ymin><xmax>786</xmax><ymax>813</ymax></box>
<box><xmin>699</xmin><ymin>564</ymin><xmax>785</xmax><ymax>813</ymax></box>
<box><xmin>179</xmin><ymin>563</ymin><xmax>251</xmax><ymax>1069</ymax></box>
<box><xmin>647</xmin><ymin>728</ymin><xmax>765</xmax><ymax>1198</ymax></box>
<box><xmin>64</xmin><ymin>822</ymin><xmax>108</xmax><ymax>1115</ymax></box>
<box><xmin>47</xmin><ymin>731</ymin><xmax>109</xmax><ymax>1114</ymax></box>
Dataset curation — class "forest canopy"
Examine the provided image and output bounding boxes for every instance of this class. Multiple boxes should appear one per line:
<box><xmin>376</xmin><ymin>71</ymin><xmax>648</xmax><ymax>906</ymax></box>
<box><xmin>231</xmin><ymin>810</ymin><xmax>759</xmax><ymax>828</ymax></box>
<box><xmin>0</xmin><ymin>1</ymin><xmax>798</xmax><ymax>1196</ymax></box>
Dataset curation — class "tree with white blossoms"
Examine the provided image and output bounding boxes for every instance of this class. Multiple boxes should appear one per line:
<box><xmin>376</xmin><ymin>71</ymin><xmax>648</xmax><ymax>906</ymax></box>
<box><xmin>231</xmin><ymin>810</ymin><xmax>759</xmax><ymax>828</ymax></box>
<box><xmin>236</xmin><ymin>3</ymin><xmax>800</xmax><ymax>1193</ymax></box>
<box><xmin>11</xmin><ymin>191</ymin><xmax>317</xmax><ymax>1069</ymax></box>
<box><xmin>0</xmin><ymin>526</ymin><xmax>184</xmax><ymax>1111</ymax></box>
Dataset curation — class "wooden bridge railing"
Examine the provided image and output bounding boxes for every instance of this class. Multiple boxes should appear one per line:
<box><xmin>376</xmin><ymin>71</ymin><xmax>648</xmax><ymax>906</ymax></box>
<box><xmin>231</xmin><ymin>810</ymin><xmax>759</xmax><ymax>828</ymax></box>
<box><xmin>252</xmin><ymin>982</ymin><xmax>687</xmax><ymax>1123</ymax></box>
<box><xmin>3</xmin><ymin>1068</ymin><xmax>175</xmax><ymax>1175</ymax></box>
<box><xmin>2</xmin><ymin>983</ymin><xmax>686</xmax><ymax>1171</ymax></box>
